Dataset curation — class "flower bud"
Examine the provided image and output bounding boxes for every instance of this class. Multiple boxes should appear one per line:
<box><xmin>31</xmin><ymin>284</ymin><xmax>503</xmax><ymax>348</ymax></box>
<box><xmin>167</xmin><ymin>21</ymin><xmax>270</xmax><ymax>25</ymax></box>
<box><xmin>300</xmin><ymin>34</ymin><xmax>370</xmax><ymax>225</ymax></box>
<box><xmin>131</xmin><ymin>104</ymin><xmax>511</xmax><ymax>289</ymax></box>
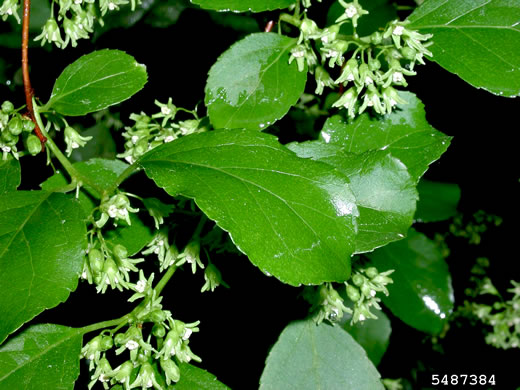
<box><xmin>401</xmin><ymin>47</ymin><xmax>416</xmax><ymax>61</ymax></box>
<box><xmin>346</xmin><ymin>284</ymin><xmax>361</xmax><ymax>302</ymax></box>
<box><xmin>23</xmin><ymin>119</ymin><xmax>35</xmax><ymax>132</ymax></box>
<box><xmin>152</xmin><ymin>323</ymin><xmax>166</xmax><ymax>338</ymax></box>
<box><xmin>161</xmin><ymin>359</ymin><xmax>180</xmax><ymax>384</ymax></box>
<box><xmin>89</xmin><ymin>248</ymin><xmax>104</xmax><ymax>274</ymax></box>
<box><xmin>352</xmin><ymin>274</ymin><xmax>364</xmax><ymax>287</ymax></box>
<box><xmin>365</xmin><ymin>267</ymin><xmax>378</xmax><ymax>279</ymax></box>
<box><xmin>8</xmin><ymin>116</ymin><xmax>23</xmax><ymax>135</ymax></box>
<box><xmin>1</xmin><ymin>101</ymin><xmax>14</xmax><ymax>114</ymax></box>
<box><xmin>100</xmin><ymin>335</ymin><xmax>113</xmax><ymax>351</ymax></box>
<box><xmin>113</xmin><ymin>244</ymin><xmax>128</xmax><ymax>259</ymax></box>
<box><xmin>370</xmin><ymin>31</ymin><xmax>382</xmax><ymax>45</ymax></box>
<box><xmin>1</xmin><ymin>129</ymin><xmax>17</xmax><ymax>143</ymax></box>
<box><xmin>26</xmin><ymin>134</ymin><xmax>42</xmax><ymax>156</ymax></box>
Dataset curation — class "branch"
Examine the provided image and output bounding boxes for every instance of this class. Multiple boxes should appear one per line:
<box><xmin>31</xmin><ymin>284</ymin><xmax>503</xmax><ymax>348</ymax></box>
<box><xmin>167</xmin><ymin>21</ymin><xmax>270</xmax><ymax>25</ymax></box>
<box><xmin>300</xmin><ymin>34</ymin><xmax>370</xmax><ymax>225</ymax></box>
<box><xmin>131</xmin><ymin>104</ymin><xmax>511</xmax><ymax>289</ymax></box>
<box><xmin>22</xmin><ymin>0</ymin><xmax>47</xmax><ymax>148</ymax></box>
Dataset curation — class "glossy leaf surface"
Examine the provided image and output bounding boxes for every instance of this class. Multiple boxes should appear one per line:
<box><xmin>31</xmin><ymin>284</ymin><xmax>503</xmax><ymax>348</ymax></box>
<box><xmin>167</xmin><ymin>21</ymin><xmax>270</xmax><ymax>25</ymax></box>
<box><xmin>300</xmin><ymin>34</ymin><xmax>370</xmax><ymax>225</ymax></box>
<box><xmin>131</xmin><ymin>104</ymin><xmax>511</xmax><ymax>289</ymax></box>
<box><xmin>45</xmin><ymin>49</ymin><xmax>148</xmax><ymax>116</ymax></box>
<box><xmin>206</xmin><ymin>33</ymin><xmax>307</xmax><ymax>130</ymax></box>
<box><xmin>415</xmin><ymin>180</ymin><xmax>461</xmax><ymax>222</ymax></box>
<box><xmin>191</xmin><ymin>0</ymin><xmax>294</xmax><ymax>12</ymax></box>
<box><xmin>139</xmin><ymin>129</ymin><xmax>358</xmax><ymax>286</ymax></box>
<box><xmin>340</xmin><ymin>309</ymin><xmax>391</xmax><ymax>366</ymax></box>
<box><xmin>0</xmin><ymin>192</ymin><xmax>86</xmax><ymax>344</ymax></box>
<box><xmin>259</xmin><ymin>319</ymin><xmax>384</xmax><ymax>389</ymax></box>
<box><xmin>366</xmin><ymin>229</ymin><xmax>454</xmax><ymax>334</ymax></box>
<box><xmin>173</xmin><ymin>363</ymin><xmax>230</xmax><ymax>389</ymax></box>
<box><xmin>320</xmin><ymin>92</ymin><xmax>451</xmax><ymax>183</ymax></box>
<box><xmin>0</xmin><ymin>159</ymin><xmax>20</xmax><ymax>193</ymax></box>
<box><xmin>288</xmin><ymin>142</ymin><xmax>417</xmax><ymax>253</ymax></box>
<box><xmin>0</xmin><ymin>324</ymin><xmax>82</xmax><ymax>389</ymax></box>
<box><xmin>408</xmin><ymin>0</ymin><xmax>520</xmax><ymax>97</ymax></box>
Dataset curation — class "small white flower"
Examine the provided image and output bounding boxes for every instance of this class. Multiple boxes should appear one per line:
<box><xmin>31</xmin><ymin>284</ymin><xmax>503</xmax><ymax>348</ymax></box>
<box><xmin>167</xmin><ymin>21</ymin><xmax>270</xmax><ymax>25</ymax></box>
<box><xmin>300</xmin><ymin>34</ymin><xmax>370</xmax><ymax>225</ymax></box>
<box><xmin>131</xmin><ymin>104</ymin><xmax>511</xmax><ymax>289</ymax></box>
<box><xmin>393</xmin><ymin>72</ymin><xmax>404</xmax><ymax>83</ymax></box>
<box><xmin>135</xmin><ymin>279</ymin><xmax>146</xmax><ymax>293</ymax></box>
<box><xmin>81</xmin><ymin>270</ymin><xmax>88</xmax><ymax>279</ymax></box>
<box><xmin>345</xmin><ymin>5</ymin><xmax>357</xmax><ymax>18</ymax></box>
<box><xmin>126</xmin><ymin>340</ymin><xmax>139</xmax><ymax>350</ymax></box>
<box><xmin>183</xmin><ymin>328</ymin><xmax>193</xmax><ymax>340</ymax></box>
<box><xmin>108</xmin><ymin>2</ymin><xmax>116</xmax><ymax>10</ymax></box>
<box><xmin>125</xmin><ymin>156</ymin><xmax>135</xmax><ymax>164</ymax></box>
<box><xmin>359</xmin><ymin>314</ymin><xmax>366</xmax><ymax>321</ymax></box>
<box><xmin>370</xmin><ymin>289</ymin><xmax>376</xmax><ymax>297</ymax></box>
<box><xmin>393</xmin><ymin>25</ymin><xmax>404</xmax><ymax>36</ymax></box>
<box><xmin>164</xmin><ymin>135</ymin><xmax>174</xmax><ymax>143</ymax></box>
<box><xmin>71</xmin><ymin>141</ymin><xmax>79</xmax><ymax>149</ymax></box>
<box><xmin>107</xmin><ymin>205</ymin><xmax>118</xmax><ymax>218</ymax></box>
<box><xmin>161</xmin><ymin>106</ymin><xmax>172</xmax><ymax>115</ymax></box>
<box><xmin>2</xmin><ymin>146</ymin><xmax>11</xmax><ymax>153</ymax></box>
<box><xmin>365</xmin><ymin>76</ymin><xmax>373</xmax><ymax>85</ymax></box>
<box><xmin>293</xmin><ymin>50</ymin><xmax>305</xmax><ymax>58</ymax></box>
<box><xmin>131</xmin><ymin>135</ymin><xmax>139</xmax><ymax>144</ymax></box>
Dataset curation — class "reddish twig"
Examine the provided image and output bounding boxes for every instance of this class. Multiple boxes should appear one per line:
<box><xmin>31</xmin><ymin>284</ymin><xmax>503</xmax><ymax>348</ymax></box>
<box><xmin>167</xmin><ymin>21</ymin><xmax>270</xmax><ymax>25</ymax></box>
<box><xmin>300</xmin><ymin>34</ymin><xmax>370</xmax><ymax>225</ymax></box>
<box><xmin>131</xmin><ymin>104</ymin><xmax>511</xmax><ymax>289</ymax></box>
<box><xmin>264</xmin><ymin>20</ymin><xmax>275</xmax><ymax>33</ymax></box>
<box><xmin>22</xmin><ymin>0</ymin><xmax>47</xmax><ymax>148</ymax></box>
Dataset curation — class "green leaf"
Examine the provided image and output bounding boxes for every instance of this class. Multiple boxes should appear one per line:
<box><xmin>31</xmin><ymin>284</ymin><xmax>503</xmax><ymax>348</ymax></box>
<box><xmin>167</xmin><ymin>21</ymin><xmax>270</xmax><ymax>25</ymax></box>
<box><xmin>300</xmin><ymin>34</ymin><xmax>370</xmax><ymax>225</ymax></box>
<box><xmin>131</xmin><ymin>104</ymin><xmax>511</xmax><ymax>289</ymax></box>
<box><xmin>366</xmin><ymin>229</ymin><xmax>454</xmax><ymax>334</ymax></box>
<box><xmin>0</xmin><ymin>192</ymin><xmax>87</xmax><ymax>344</ymax></box>
<box><xmin>139</xmin><ymin>129</ymin><xmax>358</xmax><ymax>286</ymax></box>
<box><xmin>105</xmin><ymin>213</ymin><xmax>154</xmax><ymax>257</ymax></box>
<box><xmin>173</xmin><ymin>363</ymin><xmax>230</xmax><ymax>390</ymax></box>
<box><xmin>320</xmin><ymin>92</ymin><xmax>451</xmax><ymax>183</ymax></box>
<box><xmin>0</xmin><ymin>324</ymin><xmax>82</xmax><ymax>389</ymax></box>
<box><xmin>327</xmin><ymin>0</ymin><xmax>397</xmax><ymax>36</ymax></box>
<box><xmin>206</xmin><ymin>33</ymin><xmax>307</xmax><ymax>130</ymax></box>
<box><xmin>340</xmin><ymin>309</ymin><xmax>391</xmax><ymax>366</ymax></box>
<box><xmin>45</xmin><ymin>49</ymin><xmax>148</xmax><ymax>116</ymax></box>
<box><xmin>415</xmin><ymin>180</ymin><xmax>461</xmax><ymax>223</ymax></box>
<box><xmin>288</xmin><ymin>142</ymin><xmax>417</xmax><ymax>253</ymax></box>
<box><xmin>191</xmin><ymin>0</ymin><xmax>294</xmax><ymax>12</ymax></box>
<box><xmin>408</xmin><ymin>0</ymin><xmax>520</xmax><ymax>97</ymax></box>
<box><xmin>259</xmin><ymin>319</ymin><xmax>384</xmax><ymax>389</ymax></box>
<box><xmin>40</xmin><ymin>158</ymin><xmax>130</xmax><ymax>215</ymax></box>
<box><xmin>0</xmin><ymin>159</ymin><xmax>20</xmax><ymax>194</ymax></box>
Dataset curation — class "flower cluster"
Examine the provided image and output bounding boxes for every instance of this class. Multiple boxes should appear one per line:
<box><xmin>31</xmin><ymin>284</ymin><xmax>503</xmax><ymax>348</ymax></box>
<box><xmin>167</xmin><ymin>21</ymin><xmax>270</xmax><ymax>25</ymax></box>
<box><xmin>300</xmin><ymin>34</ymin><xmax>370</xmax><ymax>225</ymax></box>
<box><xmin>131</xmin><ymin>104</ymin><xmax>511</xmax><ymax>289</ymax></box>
<box><xmin>0</xmin><ymin>0</ymin><xmax>144</xmax><ymax>48</ymax></box>
<box><xmin>0</xmin><ymin>101</ymin><xmax>39</xmax><ymax>160</ymax></box>
<box><xmin>81</xmin><ymin>241</ymin><xmax>145</xmax><ymax>294</ymax></box>
<box><xmin>95</xmin><ymin>193</ymin><xmax>139</xmax><ymax>228</ymax></box>
<box><xmin>118</xmin><ymin>99</ymin><xmax>204</xmax><ymax>164</ymax></box>
<box><xmin>83</xmin><ymin>291</ymin><xmax>201</xmax><ymax>389</ymax></box>
<box><xmin>310</xmin><ymin>283</ymin><xmax>352</xmax><ymax>324</ymax></box>
<box><xmin>345</xmin><ymin>266</ymin><xmax>394</xmax><ymax>324</ymax></box>
<box><xmin>460</xmin><ymin>258</ymin><xmax>520</xmax><ymax>350</ymax></box>
<box><xmin>287</xmin><ymin>1</ymin><xmax>433</xmax><ymax>117</ymax></box>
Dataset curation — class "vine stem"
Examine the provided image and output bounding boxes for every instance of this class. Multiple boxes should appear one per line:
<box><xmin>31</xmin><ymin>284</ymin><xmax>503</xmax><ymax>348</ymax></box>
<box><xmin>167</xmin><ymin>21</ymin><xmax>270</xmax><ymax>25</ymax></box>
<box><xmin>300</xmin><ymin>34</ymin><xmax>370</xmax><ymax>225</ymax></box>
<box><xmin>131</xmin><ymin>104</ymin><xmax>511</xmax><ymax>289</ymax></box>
<box><xmin>22</xmin><ymin>0</ymin><xmax>47</xmax><ymax>147</ymax></box>
<box><xmin>33</xmin><ymin>100</ymin><xmax>105</xmax><ymax>196</ymax></box>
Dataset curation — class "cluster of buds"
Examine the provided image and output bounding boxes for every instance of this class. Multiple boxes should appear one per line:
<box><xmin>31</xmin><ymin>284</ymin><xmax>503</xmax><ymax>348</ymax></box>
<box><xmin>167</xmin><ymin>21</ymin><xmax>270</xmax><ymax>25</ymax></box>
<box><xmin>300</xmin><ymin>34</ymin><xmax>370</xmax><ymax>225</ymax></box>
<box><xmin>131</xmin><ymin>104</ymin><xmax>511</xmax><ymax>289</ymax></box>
<box><xmin>0</xmin><ymin>101</ymin><xmax>39</xmax><ymax>160</ymax></box>
<box><xmin>95</xmin><ymin>193</ymin><xmax>139</xmax><ymax>228</ymax></box>
<box><xmin>460</xmin><ymin>258</ymin><xmax>520</xmax><ymax>350</ymax></box>
<box><xmin>84</xmin><ymin>295</ymin><xmax>201</xmax><ymax>389</ymax></box>
<box><xmin>310</xmin><ymin>283</ymin><xmax>352</xmax><ymax>324</ymax></box>
<box><xmin>81</xmin><ymin>242</ymin><xmax>144</xmax><ymax>293</ymax></box>
<box><xmin>287</xmin><ymin>1</ymin><xmax>432</xmax><ymax>117</ymax></box>
<box><xmin>118</xmin><ymin>99</ymin><xmax>204</xmax><ymax>164</ymax></box>
<box><xmin>345</xmin><ymin>266</ymin><xmax>394</xmax><ymax>324</ymax></box>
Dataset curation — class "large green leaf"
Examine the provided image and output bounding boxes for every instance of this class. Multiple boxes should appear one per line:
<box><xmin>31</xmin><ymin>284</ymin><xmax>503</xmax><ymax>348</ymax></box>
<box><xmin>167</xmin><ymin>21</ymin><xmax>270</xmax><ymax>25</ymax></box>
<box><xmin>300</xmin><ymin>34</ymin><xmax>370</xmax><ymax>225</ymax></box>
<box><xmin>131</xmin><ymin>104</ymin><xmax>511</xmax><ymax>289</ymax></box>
<box><xmin>139</xmin><ymin>129</ymin><xmax>358</xmax><ymax>286</ymax></box>
<box><xmin>173</xmin><ymin>363</ymin><xmax>230</xmax><ymax>390</ymax></box>
<box><xmin>415</xmin><ymin>179</ymin><xmax>461</xmax><ymax>223</ymax></box>
<box><xmin>191</xmin><ymin>0</ymin><xmax>294</xmax><ymax>12</ymax></box>
<box><xmin>327</xmin><ymin>0</ymin><xmax>397</xmax><ymax>36</ymax></box>
<box><xmin>0</xmin><ymin>324</ymin><xmax>82</xmax><ymax>389</ymax></box>
<box><xmin>288</xmin><ymin>142</ymin><xmax>417</xmax><ymax>253</ymax></box>
<box><xmin>0</xmin><ymin>192</ymin><xmax>87</xmax><ymax>344</ymax></box>
<box><xmin>0</xmin><ymin>159</ymin><xmax>20</xmax><ymax>194</ymax></box>
<box><xmin>259</xmin><ymin>319</ymin><xmax>384</xmax><ymax>389</ymax></box>
<box><xmin>44</xmin><ymin>49</ymin><xmax>148</xmax><ymax>116</ymax></box>
<box><xmin>340</xmin><ymin>309</ymin><xmax>391</xmax><ymax>366</ymax></box>
<box><xmin>105</xmin><ymin>213</ymin><xmax>154</xmax><ymax>257</ymax></box>
<box><xmin>366</xmin><ymin>229</ymin><xmax>454</xmax><ymax>334</ymax></box>
<box><xmin>206</xmin><ymin>33</ymin><xmax>307</xmax><ymax>130</ymax></box>
<box><xmin>408</xmin><ymin>0</ymin><xmax>520</xmax><ymax>97</ymax></box>
<box><xmin>319</xmin><ymin>92</ymin><xmax>451</xmax><ymax>183</ymax></box>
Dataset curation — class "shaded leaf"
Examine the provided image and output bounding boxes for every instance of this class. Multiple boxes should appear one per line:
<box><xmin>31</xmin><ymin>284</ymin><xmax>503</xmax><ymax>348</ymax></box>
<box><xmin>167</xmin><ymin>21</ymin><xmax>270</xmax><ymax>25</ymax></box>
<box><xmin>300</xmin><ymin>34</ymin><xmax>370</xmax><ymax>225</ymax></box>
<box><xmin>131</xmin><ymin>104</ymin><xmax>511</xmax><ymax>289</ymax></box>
<box><xmin>191</xmin><ymin>0</ymin><xmax>294</xmax><ymax>12</ymax></box>
<box><xmin>0</xmin><ymin>159</ymin><xmax>20</xmax><ymax>194</ymax></box>
<box><xmin>0</xmin><ymin>324</ymin><xmax>82</xmax><ymax>389</ymax></box>
<box><xmin>206</xmin><ymin>33</ymin><xmax>307</xmax><ymax>130</ymax></box>
<box><xmin>105</xmin><ymin>213</ymin><xmax>154</xmax><ymax>257</ymax></box>
<box><xmin>0</xmin><ymin>192</ymin><xmax>86</xmax><ymax>344</ymax></box>
<box><xmin>288</xmin><ymin>142</ymin><xmax>417</xmax><ymax>253</ymax></box>
<box><xmin>320</xmin><ymin>92</ymin><xmax>451</xmax><ymax>182</ymax></box>
<box><xmin>45</xmin><ymin>50</ymin><xmax>148</xmax><ymax>116</ymax></box>
<box><xmin>340</xmin><ymin>309</ymin><xmax>391</xmax><ymax>366</ymax></box>
<box><xmin>259</xmin><ymin>319</ymin><xmax>384</xmax><ymax>389</ymax></box>
<box><xmin>415</xmin><ymin>179</ymin><xmax>461</xmax><ymax>223</ymax></box>
<box><xmin>139</xmin><ymin>129</ymin><xmax>358</xmax><ymax>286</ymax></box>
<box><xmin>366</xmin><ymin>229</ymin><xmax>454</xmax><ymax>334</ymax></box>
<box><xmin>408</xmin><ymin>0</ymin><xmax>520</xmax><ymax>97</ymax></box>
<box><xmin>173</xmin><ymin>363</ymin><xmax>230</xmax><ymax>390</ymax></box>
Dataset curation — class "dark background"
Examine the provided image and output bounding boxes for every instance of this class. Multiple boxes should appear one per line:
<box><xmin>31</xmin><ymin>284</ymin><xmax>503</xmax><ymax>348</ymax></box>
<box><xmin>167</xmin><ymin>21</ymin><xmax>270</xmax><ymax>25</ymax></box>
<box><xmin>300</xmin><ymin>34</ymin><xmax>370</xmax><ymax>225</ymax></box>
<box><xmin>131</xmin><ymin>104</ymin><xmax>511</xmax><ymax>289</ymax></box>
<box><xmin>1</xmin><ymin>0</ymin><xmax>519</xmax><ymax>388</ymax></box>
